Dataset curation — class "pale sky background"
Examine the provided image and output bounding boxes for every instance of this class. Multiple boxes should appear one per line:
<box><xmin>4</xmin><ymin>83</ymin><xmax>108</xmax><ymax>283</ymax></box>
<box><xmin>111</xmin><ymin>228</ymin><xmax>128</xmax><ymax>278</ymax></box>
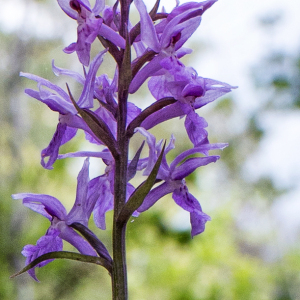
<box><xmin>1</xmin><ymin>0</ymin><xmax>300</xmax><ymax>246</ymax></box>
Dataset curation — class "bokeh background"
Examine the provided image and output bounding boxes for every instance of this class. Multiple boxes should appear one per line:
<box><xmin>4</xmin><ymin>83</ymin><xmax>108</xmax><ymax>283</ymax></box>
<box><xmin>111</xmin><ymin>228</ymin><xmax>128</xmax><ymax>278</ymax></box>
<box><xmin>1</xmin><ymin>0</ymin><xmax>300</xmax><ymax>299</ymax></box>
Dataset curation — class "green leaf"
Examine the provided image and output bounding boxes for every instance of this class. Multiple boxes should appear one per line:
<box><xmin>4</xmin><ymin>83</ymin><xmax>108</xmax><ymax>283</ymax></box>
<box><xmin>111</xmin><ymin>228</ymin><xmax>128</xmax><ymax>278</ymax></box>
<box><xmin>117</xmin><ymin>141</ymin><xmax>166</xmax><ymax>225</ymax></box>
<box><xmin>70</xmin><ymin>222</ymin><xmax>113</xmax><ymax>264</ymax></box>
<box><xmin>127</xmin><ymin>141</ymin><xmax>145</xmax><ymax>181</ymax></box>
<box><xmin>149</xmin><ymin>0</ymin><xmax>161</xmax><ymax>19</ymax></box>
<box><xmin>10</xmin><ymin>251</ymin><xmax>112</xmax><ymax>279</ymax></box>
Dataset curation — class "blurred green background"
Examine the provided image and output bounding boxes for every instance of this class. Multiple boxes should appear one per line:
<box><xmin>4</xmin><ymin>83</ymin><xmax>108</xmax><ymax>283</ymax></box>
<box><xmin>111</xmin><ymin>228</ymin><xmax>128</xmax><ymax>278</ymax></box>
<box><xmin>1</xmin><ymin>0</ymin><xmax>300</xmax><ymax>299</ymax></box>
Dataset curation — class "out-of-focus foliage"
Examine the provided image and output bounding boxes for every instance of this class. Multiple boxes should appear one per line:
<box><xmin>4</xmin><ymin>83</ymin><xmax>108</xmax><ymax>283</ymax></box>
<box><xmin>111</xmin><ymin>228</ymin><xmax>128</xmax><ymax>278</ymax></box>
<box><xmin>253</xmin><ymin>51</ymin><xmax>300</xmax><ymax>109</ymax></box>
<box><xmin>1</xmin><ymin>0</ymin><xmax>300</xmax><ymax>299</ymax></box>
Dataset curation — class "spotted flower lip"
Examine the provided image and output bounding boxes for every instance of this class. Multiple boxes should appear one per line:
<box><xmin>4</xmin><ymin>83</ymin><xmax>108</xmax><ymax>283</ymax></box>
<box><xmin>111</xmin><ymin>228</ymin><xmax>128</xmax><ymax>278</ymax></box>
<box><xmin>12</xmin><ymin>158</ymin><xmax>99</xmax><ymax>280</ymax></box>
<box><xmin>135</xmin><ymin>128</ymin><xmax>227</xmax><ymax>237</ymax></box>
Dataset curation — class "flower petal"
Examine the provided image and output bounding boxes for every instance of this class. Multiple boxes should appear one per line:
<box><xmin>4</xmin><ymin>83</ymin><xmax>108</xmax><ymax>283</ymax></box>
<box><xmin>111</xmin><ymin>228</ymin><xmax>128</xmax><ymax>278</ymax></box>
<box><xmin>129</xmin><ymin>52</ymin><xmax>167</xmax><ymax>93</ymax></box>
<box><xmin>190</xmin><ymin>210</ymin><xmax>211</xmax><ymax>237</ymax></box>
<box><xmin>134</xmin><ymin>127</ymin><xmax>157</xmax><ymax>175</ymax></box>
<box><xmin>137</xmin><ymin>181</ymin><xmax>177</xmax><ymax>212</ymax></box>
<box><xmin>93</xmin><ymin>177</ymin><xmax>113</xmax><ymax>229</ymax></box>
<box><xmin>41</xmin><ymin>123</ymin><xmax>69</xmax><ymax>170</ymax></box>
<box><xmin>12</xmin><ymin>193</ymin><xmax>67</xmax><ymax>220</ymax></box>
<box><xmin>184</xmin><ymin>111</ymin><xmax>209</xmax><ymax>147</ymax></box>
<box><xmin>57</xmin><ymin>0</ymin><xmax>78</xmax><ymax>19</ymax></box>
<box><xmin>92</xmin><ymin>0</ymin><xmax>105</xmax><ymax>15</ymax></box>
<box><xmin>98</xmin><ymin>23</ymin><xmax>126</xmax><ymax>49</ymax></box>
<box><xmin>21</xmin><ymin>72</ymin><xmax>76</xmax><ymax>114</ymax></box>
<box><xmin>21</xmin><ymin>228</ymin><xmax>63</xmax><ymax>281</ymax></box>
<box><xmin>170</xmin><ymin>143</ymin><xmax>228</xmax><ymax>171</ymax></box>
<box><xmin>66</xmin><ymin>158</ymin><xmax>90</xmax><ymax>226</ymax></box>
<box><xmin>52</xmin><ymin>60</ymin><xmax>85</xmax><ymax>85</ymax></box>
<box><xmin>141</xmin><ymin>101</ymin><xmax>185</xmax><ymax>130</ymax></box>
<box><xmin>77</xmin><ymin>49</ymin><xmax>108</xmax><ymax>108</ymax></box>
<box><xmin>171</xmin><ymin>156</ymin><xmax>219</xmax><ymax>180</ymax></box>
<box><xmin>58</xmin><ymin>150</ymin><xmax>112</xmax><ymax>160</ymax></box>
<box><xmin>134</xmin><ymin>0</ymin><xmax>160</xmax><ymax>52</ymax></box>
<box><xmin>172</xmin><ymin>186</ymin><xmax>211</xmax><ymax>237</ymax></box>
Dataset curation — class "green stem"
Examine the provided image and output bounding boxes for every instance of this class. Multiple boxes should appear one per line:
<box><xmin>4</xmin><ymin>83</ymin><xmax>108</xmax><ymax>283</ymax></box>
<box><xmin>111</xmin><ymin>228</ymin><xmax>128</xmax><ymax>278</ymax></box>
<box><xmin>112</xmin><ymin>140</ymin><xmax>129</xmax><ymax>300</ymax></box>
<box><xmin>112</xmin><ymin>222</ymin><xmax>128</xmax><ymax>300</ymax></box>
<box><xmin>112</xmin><ymin>2</ymin><xmax>131</xmax><ymax>298</ymax></box>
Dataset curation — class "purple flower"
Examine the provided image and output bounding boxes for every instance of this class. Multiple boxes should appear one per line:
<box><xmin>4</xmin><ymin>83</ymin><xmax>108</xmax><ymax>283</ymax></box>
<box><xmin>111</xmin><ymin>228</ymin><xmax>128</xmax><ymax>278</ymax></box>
<box><xmin>57</xmin><ymin>0</ymin><xmax>125</xmax><ymax>66</ymax></box>
<box><xmin>90</xmin><ymin>167</ymin><xmax>136</xmax><ymax>230</ymax></box>
<box><xmin>128</xmin><ymin>0</ymin><xmax>236</xmax><ymax>149</ymax></box>
<box><xmin>20</xmin><ymin>228</ymin><xmax>63</xmax><ymax>281</ymax></box>
<box><xmin>129</xmin><ymin>0</ymin><xmax>217</xmax><ymax>93</ymax></box>
<box><xmin>13</xmin><ymin>0</ymin><xmax>236</xmax><ymax>285</ymax></box>
<box><xmin>135</xmin><ymin>128</ymin><xmax>227</xmax><ymax>237</ymax></box>
<box><xmin>94</xmin><ymin>72</ymin><xmax>118</xmax><ymax>110</ymax></box>
<box><xmin>12</xmin><ymin>158</ymin><xmax>98</xmax><ymax>280</ymax></box>
<box><xmin>102</xmin><ymin>5</ymin><xmax>121</xmax><ymax>31</ymax></box>
<box><xmin>57</xmin><ymin>150</ymin><xmax>136</xmax><ymax>229</ymax></box>
<box><xmin>140</xmin><ymin>59</ymin><xmax>236</xmax><ymax>146</ymax></box>
<box><xmin>21</xmin><ymin>50</ymin><xmax>109</xmax><ymax>169</ymax></box>
<box><xmin>148</xmin><ymin>58</ymin><xmax>233</xmax><ymax>106</ymax></box>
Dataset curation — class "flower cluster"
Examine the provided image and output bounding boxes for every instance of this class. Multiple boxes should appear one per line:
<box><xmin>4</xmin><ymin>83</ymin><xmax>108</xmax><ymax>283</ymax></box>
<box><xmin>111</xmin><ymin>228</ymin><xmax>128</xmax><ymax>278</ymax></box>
<box><xmin>13</xmin><ymin>0</ymin><xmax>235</xmax><ymax>280</ymax></box>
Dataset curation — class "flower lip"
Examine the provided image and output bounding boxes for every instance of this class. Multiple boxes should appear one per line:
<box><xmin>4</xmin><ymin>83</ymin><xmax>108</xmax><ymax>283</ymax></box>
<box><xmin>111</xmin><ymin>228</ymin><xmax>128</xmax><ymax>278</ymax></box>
<box><xmin>12</xmin><ymin>193</ymin><xmax>68</xmax><ymax>220</ymax></box>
